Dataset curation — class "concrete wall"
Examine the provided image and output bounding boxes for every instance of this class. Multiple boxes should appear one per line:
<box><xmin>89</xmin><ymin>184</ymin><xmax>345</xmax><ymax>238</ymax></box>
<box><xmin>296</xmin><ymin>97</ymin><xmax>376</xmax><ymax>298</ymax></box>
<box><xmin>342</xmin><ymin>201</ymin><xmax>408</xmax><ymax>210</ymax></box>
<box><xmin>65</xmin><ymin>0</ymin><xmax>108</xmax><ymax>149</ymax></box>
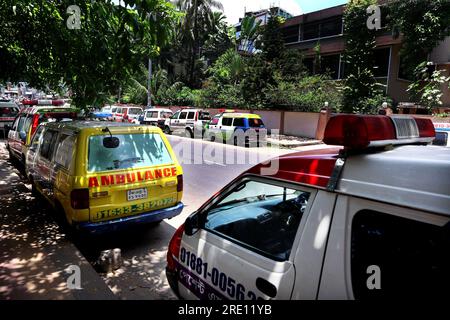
<box><xmin>157</xmin><ymin>106</ymin><xmax>321</xmax><ymax>138</ymax></box>
<box><xmin>255</xmin><ymin>110</ymin><xmax>283</xmax><ymax>132</ymax></box>
<box><xmin>284</xmin><ymin>112</ymin><xmax>320</xmax><ymax>138</ymax></box>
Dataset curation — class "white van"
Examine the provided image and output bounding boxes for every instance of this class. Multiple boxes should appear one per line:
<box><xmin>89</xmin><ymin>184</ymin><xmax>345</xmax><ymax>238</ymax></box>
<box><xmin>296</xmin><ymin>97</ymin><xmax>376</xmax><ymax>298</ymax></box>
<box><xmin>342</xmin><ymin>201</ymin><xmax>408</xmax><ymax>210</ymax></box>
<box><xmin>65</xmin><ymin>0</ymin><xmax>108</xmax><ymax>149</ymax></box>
<box><xmin>142</xmin><ymin>108</ymin><xmax>173</xmax><ymax>126</ymax></box>
<box><xmin>166</xmin><ymin>115</ymin><xmax>450</xmax><ymax>300</ymax></box>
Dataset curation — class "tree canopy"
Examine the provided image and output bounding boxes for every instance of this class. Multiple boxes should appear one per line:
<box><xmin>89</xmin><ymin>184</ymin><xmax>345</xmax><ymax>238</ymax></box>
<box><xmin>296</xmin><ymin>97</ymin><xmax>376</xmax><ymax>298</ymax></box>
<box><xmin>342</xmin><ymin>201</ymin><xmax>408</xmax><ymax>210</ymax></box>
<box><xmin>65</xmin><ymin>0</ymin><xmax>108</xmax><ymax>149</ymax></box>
<box><xmin>0</xmin><ymin>0</ymin><xmax>179</xmax><ymax>107</ymax></box>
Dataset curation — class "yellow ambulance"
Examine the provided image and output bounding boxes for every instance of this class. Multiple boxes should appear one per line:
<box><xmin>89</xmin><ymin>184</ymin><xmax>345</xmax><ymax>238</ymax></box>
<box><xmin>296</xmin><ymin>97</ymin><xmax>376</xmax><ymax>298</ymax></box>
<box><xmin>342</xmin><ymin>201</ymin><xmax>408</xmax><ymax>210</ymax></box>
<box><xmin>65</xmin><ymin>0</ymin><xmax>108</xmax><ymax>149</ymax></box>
<box><xmin>25</xmin><ymin>121</ymin><xmax>184</xmax><ymax>233</ymax></box>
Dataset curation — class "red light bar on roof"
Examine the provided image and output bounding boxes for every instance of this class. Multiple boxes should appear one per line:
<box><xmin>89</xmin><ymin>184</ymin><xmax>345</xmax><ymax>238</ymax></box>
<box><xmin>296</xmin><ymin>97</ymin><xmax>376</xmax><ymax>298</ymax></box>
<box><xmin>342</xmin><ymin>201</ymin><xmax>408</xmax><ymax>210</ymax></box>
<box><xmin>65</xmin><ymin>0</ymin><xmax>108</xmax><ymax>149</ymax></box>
<box><xmin>323</xmin><ymin>115</ymin><xmax>435</xmax><ymax>149</ymax></box>
<box><xmin>22</xmin><ymin>99</ymin><xmax>64</xmax><ymax>106</ymax></box>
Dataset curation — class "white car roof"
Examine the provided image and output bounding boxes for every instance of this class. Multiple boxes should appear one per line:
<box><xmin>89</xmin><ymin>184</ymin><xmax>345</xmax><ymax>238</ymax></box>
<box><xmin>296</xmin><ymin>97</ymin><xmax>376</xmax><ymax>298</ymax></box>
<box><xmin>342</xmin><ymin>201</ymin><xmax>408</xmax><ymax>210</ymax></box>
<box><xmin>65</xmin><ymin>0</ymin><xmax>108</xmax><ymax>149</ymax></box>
<box><xmin>145</xmin><ymin>108</ymin><xmax>172</xmax><ymax>112</ymax></box>
<box><xmin>338</xmin><ymin>145</ymin><xmax>450</xmax><ymax>216</ymax></box>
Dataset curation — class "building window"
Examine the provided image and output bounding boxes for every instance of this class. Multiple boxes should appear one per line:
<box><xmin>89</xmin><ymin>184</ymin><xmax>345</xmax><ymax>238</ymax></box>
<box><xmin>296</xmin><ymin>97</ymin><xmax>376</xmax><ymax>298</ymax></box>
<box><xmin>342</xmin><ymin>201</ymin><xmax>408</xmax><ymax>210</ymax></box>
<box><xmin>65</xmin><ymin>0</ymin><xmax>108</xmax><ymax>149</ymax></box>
<box><xmin>283</xmin><ymin>24</ymin><xmax>299</xmax><ymax>43</ymax></box>
<box><xmin>320</xmin><ymin>54</ymin><xmax>341</xmax><ymax>79</ymax></box>
<box><xmin>320</xmin><ymin>16</ymin><xmax>343</xmax><ymax>38</ymax></box>
<box><xmin>302</xmin><ymin>22</ymin><xmax>320</xmax><ymax>41</ymax></box>
<box><xmin>373</xmin><ymin>47</ymin><xmax>390</xmax><ymax>78</ymax></box>
<box><xmin>300</xmin><ymin>16</ymin><xmax>343</xmax><ymax>41</ymax></box>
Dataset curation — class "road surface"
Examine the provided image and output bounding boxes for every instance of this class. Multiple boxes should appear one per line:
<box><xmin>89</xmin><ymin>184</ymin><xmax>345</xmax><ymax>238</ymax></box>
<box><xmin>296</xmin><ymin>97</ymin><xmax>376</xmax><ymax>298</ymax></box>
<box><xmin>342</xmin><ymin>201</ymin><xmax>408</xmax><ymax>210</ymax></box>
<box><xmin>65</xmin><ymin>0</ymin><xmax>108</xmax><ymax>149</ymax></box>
<box><xmin>0</xmin><ymin>135</ymin><xmax>329</xmax><ymax>300</ymax></box>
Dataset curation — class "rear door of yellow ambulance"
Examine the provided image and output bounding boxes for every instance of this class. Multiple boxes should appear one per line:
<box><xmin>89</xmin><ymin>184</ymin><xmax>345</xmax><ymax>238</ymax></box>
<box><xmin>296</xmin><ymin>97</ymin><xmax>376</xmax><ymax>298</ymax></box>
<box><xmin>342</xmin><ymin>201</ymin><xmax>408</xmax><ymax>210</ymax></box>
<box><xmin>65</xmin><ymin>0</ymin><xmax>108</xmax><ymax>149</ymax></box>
<box><xmin>85</xmin><ymin>129</ymin><xmax>182</xmax><ymax>224</ymax></box>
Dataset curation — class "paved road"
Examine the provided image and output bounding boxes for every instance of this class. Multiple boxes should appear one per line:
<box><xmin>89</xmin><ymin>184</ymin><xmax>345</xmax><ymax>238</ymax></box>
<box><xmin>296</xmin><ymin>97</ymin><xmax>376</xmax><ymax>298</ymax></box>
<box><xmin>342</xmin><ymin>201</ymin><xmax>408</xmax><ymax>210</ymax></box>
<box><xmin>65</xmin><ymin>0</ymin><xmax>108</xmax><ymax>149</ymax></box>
<box><xmin>81</xmin><ymin>136</ymin><xmax>300</xmax><ymax>299</ymax></box>
<box><xmin>0</xmin><ymin>135</ymin><xmax>329</xmax><ymax>300</ymax></box>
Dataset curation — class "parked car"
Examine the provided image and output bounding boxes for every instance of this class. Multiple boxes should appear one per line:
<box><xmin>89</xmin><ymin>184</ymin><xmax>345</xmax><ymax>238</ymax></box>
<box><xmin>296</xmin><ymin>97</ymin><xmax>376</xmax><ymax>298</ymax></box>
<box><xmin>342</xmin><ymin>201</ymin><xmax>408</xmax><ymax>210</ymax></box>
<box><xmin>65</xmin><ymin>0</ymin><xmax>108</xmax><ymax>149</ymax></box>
<box><xmin>92</xmin><ymin>106</ymin><xmax>113</xmax><ymax>120</ymax></box>
<box><xmin>141</xmin><ymin>108</ymin><xmax>173</xmax><ymax>126</ymax></box>
<box><xmin>163</xmin><ymin>108</ymin><xmax>211</xmax><ymax>138</ymax></box>
<box><xmin>6</xmin><ymin>105</ymin><xmax>78</xmax><ymax>166</ymax></box>
<box><xmin>205</xmin><ymin>112</ymin><xmax>267</xmax><ymax>147</ymax></box>
<box><xmin>111</xmin><ymin>105</ymin><xmax>143</xmax><ymax>123</ymax></box>
<box><xmin>166</xmin><ymin>114</ymin><xmax>449</xmax><ymax>300</ymax></box>
<box><xmin>26</xmin><ymin>121</ymin><xmax>184</xmax><ymax>233</ymax></box>
<box><xmin>0</xmin><ymin>100</ymin><xmax>20</xmax><ymax>137</ymax></box>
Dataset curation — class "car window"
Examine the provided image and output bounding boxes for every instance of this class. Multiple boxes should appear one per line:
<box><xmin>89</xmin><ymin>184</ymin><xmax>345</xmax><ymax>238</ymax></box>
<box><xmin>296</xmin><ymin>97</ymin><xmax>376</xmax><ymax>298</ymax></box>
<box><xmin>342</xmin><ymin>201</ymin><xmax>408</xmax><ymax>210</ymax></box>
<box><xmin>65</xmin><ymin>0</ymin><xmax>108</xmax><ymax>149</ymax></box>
<box><xmin>116</xmin><ymin>108</ymin><xmax>122</xmax><ymax>113</ymax></box>
<box><xmin>17</xmin><ymin>116</ymin><xmax>26</xmax><ymax>132</ymax></box>
<box><xmin>23</xmin><ymin>116</ymin><xmax>33</xmax><ymax>135</ymax></box>
<box><xmin>432</xmin><ymin>131</ymin><xmax>448</xmax><ymax>146</ymax></box>
<box><xmin>248</xmin><ymin>118</ymin><xmax>264</xmax><ymax>127</ymax></box>
<box><xmin>179</xmin><ymin>111</ymin><xmax>188</xmax><ymax>120</ymax></box>
<box><xmin>129</xmin><ymin>108</ymin><xmax>141</xmax><ymax>115</ymax></box>
<box><xmin>172</xmin><ymin>111</ymin><xmax>180</xmax><ymax>119</ymax></box>
<box><xmin>187</xmin><ymin>112</ymin><xmax>195</xmax><ymax>120</ymax></box>
<box><xmin>88</xmin><ymin>133</ymin><xmax>173</xmax><ymax>172</ymax></box>
<box><xmin>351</xmin><ymin>210</ymin><xmax>450</xmax><ymax>299</ymax></box>
<box><xmin>39</xmin><ymin>129</ymin><xmax>59</xmax><ymax>160</ymax></box>
<box><xmin>162</xmin><ymin>112</ymin><xmax>173</xmax><ymax>118</ymax></box>
<box><xmin>11</xmin><ymin>116</ymin><xmax>20</xmax><ymax>130</ymax></box>
<box><xmin>222</xmin><ymin>117</ymin><xmax>233</xmax><ymax>126</ymax></box>
<box><xmin>203</xmin><ymin>179</ymin><xmax>310</xmax><ymax>261</ymax></box>
<box><xmin>233</xmin><ymin>118</ymin><xmax>245</xmax><ymax>127</ymax></box>
<box><xmin>199</xmin><ymin>112</ymin><xmax>211</xmax><ymax>120</ymax></box>
<box><xmin>111</xmin><ymin>108</ymin><xmax>117</xmax><ymax>113</ymax></box>
<box><xmin>29</xmin><ymin>126</ymin><xmax>45</xmax><ymax>152</ymax></box>
<box><xmin>146</xmin><ymin>111</ymin><xmax>159</xmax><ymax>118</ymax></box>
<box><xmin>54</xmin><ymin>134</ymin><xmax>76</xmax><ymax>169</ymax></box>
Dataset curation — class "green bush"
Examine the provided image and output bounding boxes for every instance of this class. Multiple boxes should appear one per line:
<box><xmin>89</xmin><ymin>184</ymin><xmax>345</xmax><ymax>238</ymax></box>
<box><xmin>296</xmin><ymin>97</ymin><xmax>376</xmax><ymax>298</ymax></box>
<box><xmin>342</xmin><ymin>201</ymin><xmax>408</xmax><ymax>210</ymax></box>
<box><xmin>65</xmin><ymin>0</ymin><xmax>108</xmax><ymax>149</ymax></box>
<box><xmin>265</xmin><ymin>75</ymin><xmax>343</xmax><ymax>112</ymax></box>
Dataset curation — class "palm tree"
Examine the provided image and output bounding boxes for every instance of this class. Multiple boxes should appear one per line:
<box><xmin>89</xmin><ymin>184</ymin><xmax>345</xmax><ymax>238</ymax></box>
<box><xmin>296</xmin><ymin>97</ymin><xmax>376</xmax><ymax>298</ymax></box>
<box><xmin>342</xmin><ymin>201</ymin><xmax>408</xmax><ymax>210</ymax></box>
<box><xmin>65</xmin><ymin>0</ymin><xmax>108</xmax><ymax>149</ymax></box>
<box><xmin>173</xmin><ymin>0</ymin><xmax>224</xmax><ymax>86</ymax></box>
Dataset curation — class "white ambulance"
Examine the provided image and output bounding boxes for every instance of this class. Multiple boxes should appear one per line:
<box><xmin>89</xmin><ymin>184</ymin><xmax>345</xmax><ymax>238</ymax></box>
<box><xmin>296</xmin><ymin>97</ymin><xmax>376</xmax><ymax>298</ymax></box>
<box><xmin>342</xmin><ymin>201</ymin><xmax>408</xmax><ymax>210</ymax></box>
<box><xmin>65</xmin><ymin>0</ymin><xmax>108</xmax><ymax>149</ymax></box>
<box><xmin>166</xmin><ymin>114</ymin><xmax>450</xmax><ymax>300</ymax></box>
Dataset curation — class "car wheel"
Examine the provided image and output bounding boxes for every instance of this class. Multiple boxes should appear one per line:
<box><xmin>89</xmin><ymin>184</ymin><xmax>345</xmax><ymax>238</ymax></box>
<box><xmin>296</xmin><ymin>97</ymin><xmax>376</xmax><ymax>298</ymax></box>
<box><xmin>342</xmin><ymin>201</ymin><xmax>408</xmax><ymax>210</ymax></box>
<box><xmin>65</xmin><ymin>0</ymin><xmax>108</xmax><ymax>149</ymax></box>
<box><xmin>164</xmin><ymin>126</ymin><xmax>171</xmax><ymax>134</ymax></box>
<box><xmin>185</xmin><ymin>129</ymin><xmax>193</xmax><ymax>138</ymax></box>
<box><xmin>234</xmin><ymin>136</ymin><xmax>238</xmax><ymax>146</ymax></box>
<box><xmin>210</xmin><ymin>135</ymin><xmax>215</xmax><ymax>142</ymax></box>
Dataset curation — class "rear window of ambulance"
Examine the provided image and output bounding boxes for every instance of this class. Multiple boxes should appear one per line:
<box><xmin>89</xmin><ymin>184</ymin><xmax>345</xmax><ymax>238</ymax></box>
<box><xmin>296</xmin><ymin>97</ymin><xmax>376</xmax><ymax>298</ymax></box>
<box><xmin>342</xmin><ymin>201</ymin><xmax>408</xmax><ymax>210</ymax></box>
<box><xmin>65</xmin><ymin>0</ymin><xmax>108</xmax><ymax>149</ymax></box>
<box><xmin>88</xmin><ymin>133</ymin><xmax>173</xmax><ymax>172</ymax></box>
<box><xmin>248</xmin><ymin>118</ymin><xmax>264</xmax><ymax>127</ymax></box>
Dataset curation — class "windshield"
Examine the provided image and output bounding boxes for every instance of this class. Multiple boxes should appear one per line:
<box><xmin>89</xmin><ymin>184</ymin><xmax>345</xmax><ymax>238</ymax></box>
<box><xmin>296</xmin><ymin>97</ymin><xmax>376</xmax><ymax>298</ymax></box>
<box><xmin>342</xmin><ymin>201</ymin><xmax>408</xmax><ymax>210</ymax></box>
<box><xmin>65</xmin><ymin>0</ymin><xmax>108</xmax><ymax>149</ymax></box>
<box><xmin>88</xmin><ymin>133</ymin><xmax>173</xmax><ymax>172</ymax></box>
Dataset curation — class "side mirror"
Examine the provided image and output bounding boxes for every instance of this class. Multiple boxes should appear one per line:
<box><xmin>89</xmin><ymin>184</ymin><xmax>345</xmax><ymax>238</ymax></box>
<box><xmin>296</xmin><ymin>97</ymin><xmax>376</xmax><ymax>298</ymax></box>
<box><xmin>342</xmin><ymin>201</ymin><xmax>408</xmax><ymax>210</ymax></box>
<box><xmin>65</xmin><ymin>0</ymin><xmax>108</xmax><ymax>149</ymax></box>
<box><xmin>184</xmin><ymin>213</ymin><xmax>199</xmax><ymax>236</ymax></box>
<box><xmin>103</xmin><ymin>136</ymin><xmax>120</xmax><ymax>148</ymax></box>
<box><xmin>19</xmin><ymin>131</ymin><xmax>27</xmax><ymax>142</ymax></box>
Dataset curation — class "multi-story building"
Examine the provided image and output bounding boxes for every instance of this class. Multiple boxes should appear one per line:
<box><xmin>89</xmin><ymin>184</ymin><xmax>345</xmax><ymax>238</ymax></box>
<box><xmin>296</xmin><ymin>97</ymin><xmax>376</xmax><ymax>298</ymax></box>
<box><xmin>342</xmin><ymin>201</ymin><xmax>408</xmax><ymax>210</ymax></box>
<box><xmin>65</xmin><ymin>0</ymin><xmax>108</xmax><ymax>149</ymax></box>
<box><xmin>236</xmin><ymin>7</ymin><xmax>293</xmax><ymax>55</ymax></box>
<box><xmin>280</xmin><ymin>3</ymin><xmax>450</xmax><ymax>111</ymax></box>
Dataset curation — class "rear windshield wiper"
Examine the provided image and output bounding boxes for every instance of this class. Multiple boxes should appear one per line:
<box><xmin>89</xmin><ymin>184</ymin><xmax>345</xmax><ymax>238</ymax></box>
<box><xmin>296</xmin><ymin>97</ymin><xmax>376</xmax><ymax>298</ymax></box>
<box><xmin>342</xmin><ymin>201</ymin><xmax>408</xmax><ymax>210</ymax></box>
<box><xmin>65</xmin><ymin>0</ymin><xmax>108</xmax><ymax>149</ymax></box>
<box><xmin>113</xmin><ymin>157</ymin><xmax>144</xmax><ymax>167</ymax></box>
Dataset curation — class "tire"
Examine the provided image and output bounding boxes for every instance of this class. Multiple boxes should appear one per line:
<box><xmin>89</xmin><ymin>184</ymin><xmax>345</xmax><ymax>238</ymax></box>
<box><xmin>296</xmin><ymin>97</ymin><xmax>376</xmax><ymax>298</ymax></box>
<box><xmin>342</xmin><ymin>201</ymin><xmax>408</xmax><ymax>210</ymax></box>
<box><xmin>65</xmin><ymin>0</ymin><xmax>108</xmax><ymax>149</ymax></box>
<box><xmin>185</xmin><ymin>128</ymin><xmax>193</xmax><ymax>139</ymax></box>
<box><xmin>164</xmin><ymin>126</ymin><xmax>171</xmax><ymax>134</ymax></box>
<box><xmin>234</xmin><ymin>136</ymin><xmax>238</xmax><ymax>146</ymax></box>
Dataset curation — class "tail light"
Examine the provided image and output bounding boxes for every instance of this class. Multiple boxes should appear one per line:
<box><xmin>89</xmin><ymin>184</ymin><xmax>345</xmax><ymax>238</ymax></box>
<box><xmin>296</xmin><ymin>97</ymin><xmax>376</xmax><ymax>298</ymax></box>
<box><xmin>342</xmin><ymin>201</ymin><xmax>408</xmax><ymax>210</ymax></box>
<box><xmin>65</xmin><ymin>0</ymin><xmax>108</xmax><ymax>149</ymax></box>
<box><xmin>70</xmin><ymin>189</ymin><xmax>89</xmax><ymax>209</ymax></box>
<box><xmin>177</xmin><ymin>175</ymin><xmax>183</xmax><ymax>192</ymax></box>
<box><xmin>167</xmin><ymin>224</ymin><xmax>185</xmax><ymax>271</ymax></box>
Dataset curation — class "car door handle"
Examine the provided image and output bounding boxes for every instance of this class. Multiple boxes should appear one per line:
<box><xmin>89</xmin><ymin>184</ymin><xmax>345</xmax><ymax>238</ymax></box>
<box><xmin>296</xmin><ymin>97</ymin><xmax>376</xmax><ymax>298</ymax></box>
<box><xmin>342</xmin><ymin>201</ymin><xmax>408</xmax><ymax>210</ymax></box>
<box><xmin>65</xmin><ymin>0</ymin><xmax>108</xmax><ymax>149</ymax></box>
<box><xmin>256</xmin><ymin>277</ymin><xmax>277</xmax><ymax>298</ymax></box>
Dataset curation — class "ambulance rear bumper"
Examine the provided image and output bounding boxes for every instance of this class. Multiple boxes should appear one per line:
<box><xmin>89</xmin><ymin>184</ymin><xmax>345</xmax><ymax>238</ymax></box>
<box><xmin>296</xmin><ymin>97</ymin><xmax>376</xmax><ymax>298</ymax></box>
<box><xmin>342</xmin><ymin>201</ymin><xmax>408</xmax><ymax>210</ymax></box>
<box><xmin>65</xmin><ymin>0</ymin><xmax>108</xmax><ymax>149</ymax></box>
<box><xmin>74</xmin><ymin>202</ymin><xmax>184</xmax><ymax>234</ymax></box>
